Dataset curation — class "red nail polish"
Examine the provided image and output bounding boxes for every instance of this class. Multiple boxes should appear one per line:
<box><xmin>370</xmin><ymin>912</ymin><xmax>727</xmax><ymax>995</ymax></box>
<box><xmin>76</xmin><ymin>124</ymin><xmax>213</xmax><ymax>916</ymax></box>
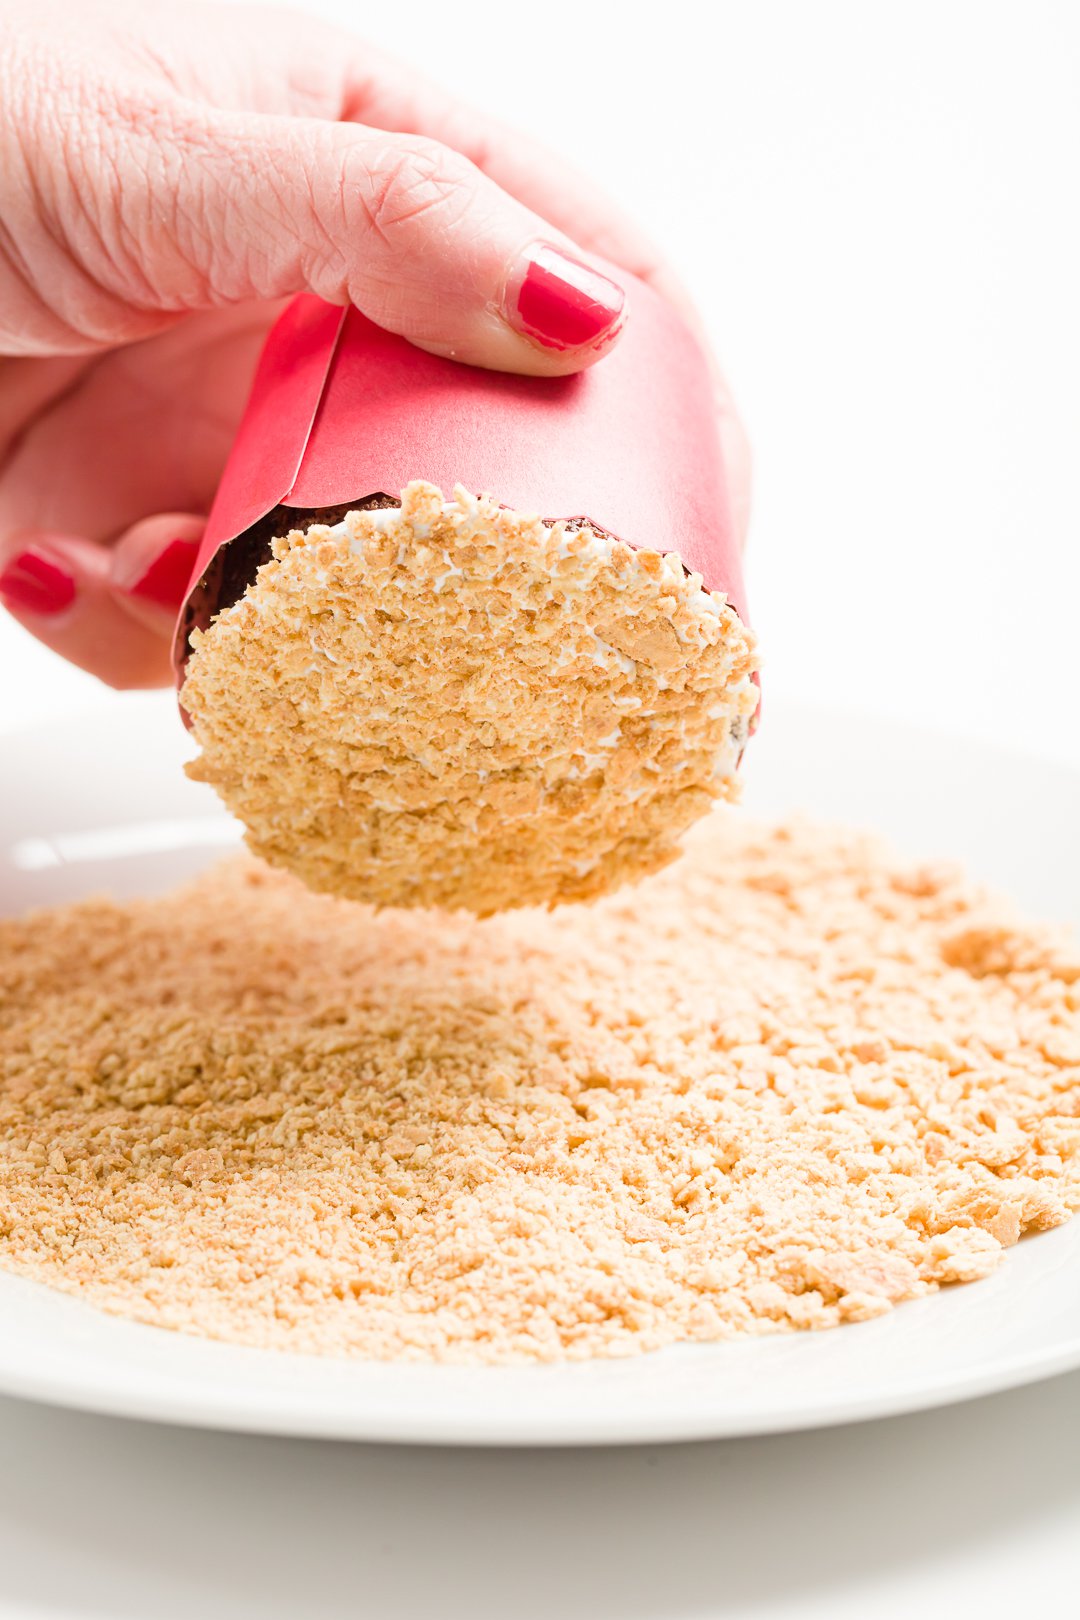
<box><xmin>0</xmin><ymin>548</ymin><xmax>76</xmax><ymax>616</ymax></box>
<box><xmin>125</xmin><ymin>537</ymin><xmax>201</xmax><ymax>612</ymax></box>
<box><xmin>511</xmin><ymin>245</ymin><xmax>626</xmax><ymax>352</ymax></box>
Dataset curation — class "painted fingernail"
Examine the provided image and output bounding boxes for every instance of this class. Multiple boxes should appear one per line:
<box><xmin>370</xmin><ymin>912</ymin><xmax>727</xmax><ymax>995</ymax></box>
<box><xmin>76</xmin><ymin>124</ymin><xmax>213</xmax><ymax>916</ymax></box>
<box><xmin>124</xmin><ymin>537</ymin><xmax>201</xmax><ymax>612</ymax></box>
<box><xmin>0</xmin><ymin>548</ymin><xmax>76</xmax><ymax>617</ymax></box>
<box><xmin>509</xmin><ymin>244</ymin><xmax>626</xmax><ymax>352</ymax></box>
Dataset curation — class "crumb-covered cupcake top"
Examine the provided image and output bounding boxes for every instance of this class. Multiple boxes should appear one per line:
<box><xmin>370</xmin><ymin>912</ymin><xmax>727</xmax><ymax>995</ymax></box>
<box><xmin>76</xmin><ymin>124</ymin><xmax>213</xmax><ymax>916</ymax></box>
<box><xmin>181</xmin><ymin>481</ymin><xmax>759</xmax><ymax>913</ymax></box>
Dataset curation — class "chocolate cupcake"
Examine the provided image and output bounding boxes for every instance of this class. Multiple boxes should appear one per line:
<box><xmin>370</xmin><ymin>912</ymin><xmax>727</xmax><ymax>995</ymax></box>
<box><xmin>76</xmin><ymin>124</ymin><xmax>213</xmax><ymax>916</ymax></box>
<box><xmin>175</xmin><ymin>270</ymin><xmax>757</xmax><ymax>912</ymax></box>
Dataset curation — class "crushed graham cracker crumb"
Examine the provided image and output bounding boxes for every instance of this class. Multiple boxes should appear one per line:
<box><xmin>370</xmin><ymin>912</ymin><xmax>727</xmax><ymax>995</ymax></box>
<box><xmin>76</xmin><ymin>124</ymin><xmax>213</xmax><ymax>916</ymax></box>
<box><xmin>180</xmin><ymin>482</ymin><xmax>759</xmax><ymax>914</ymax></box>
<box><xmin>1</xmin><ymin>816</ymin><xmax>1077</xmax><ymax>1363</ymax></box>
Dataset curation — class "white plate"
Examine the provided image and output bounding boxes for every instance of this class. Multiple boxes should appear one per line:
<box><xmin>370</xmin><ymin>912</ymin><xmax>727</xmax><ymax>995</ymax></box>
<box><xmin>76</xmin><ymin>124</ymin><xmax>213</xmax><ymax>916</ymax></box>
<box><xmin>1</xmin><ymin>693</ymin><xmax>1078</xmax><ymax>1445</ymax></box>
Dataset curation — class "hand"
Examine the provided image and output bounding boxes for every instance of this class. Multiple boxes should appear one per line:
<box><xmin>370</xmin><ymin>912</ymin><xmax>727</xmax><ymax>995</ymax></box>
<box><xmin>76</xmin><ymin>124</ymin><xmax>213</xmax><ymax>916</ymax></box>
<box><xmin>0</xmin><ymin>0</ymin><xmax>750</xmax><ymax>688</ymax></box>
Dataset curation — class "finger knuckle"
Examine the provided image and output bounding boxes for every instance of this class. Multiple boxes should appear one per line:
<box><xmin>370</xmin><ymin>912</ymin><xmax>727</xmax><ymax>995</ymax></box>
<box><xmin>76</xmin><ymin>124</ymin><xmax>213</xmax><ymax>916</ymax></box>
<box><xmin>350</xmin><ymin>137</ymin><xmax>474</xmax><ymax>248</ymax></box>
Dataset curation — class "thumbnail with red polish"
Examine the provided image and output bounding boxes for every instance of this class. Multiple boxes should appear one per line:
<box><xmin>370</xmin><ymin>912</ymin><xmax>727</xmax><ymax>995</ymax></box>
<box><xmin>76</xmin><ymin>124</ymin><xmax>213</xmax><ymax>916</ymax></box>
<box><xmin>512</xmin><ymin>245</ymin><xmax>626</xmax><ymax>352</ymax></box>
<box><xmin>0</xmin><ymin>548</ymin><xmax>76</xmax><ymax>616</ymax></box>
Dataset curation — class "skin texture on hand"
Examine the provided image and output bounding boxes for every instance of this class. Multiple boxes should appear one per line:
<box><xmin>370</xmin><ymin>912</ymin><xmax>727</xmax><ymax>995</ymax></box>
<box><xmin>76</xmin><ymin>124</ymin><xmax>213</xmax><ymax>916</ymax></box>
<box><xmin>0</xmin><ymin>0</ymin><xmax>750</xmax><ymax>688</ymax></box>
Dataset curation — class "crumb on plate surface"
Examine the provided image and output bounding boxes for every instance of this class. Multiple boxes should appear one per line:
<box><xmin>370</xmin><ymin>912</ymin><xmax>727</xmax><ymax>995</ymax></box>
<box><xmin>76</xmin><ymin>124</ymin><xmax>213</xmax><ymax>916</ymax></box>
<box><xmin>0</xmin><ymin>816</ymin><xmax>1077</xmax><ymax>1363</ymax></box>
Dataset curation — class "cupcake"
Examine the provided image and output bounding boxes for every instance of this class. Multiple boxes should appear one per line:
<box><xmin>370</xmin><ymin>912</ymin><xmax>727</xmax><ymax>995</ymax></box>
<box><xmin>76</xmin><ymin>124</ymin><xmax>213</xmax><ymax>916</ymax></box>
<box><xmin>175</xmin><ymin>270</ymin><xmax>757</xmax><ymax>913</ymax></box>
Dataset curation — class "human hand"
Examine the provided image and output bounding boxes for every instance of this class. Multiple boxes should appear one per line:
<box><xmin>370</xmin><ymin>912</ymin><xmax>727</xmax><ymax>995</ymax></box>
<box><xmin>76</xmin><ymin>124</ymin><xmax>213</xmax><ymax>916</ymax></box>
<box><xmin>0</xmin><ymin>0</ymin><xmax>749</xmax><ymax>687</ymax></box>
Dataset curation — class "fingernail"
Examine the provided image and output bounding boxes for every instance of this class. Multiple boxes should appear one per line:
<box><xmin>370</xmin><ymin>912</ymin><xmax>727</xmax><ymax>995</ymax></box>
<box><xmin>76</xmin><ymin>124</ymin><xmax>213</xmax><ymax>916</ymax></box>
<box><xmin>123</xmin><ymin>537</ymin><xmax>201</xmax><ymax>612</ymax></box>
<box><xmin>0</xmin><ymin>547</ymin><xmax>76</xmax><ymax>617</ymax></box>
<box><xmin>509</xmin><ymin>244</ymin><xmax>626</xmax><ymax>352</ymax></box>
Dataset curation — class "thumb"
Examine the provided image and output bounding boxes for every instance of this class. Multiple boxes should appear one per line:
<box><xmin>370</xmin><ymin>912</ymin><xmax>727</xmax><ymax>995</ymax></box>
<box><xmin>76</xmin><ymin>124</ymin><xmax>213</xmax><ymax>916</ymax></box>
<box><xmin>152</xmin><ymin>108</ymin><xmax>628</xmax><ymax>377</ymax></box>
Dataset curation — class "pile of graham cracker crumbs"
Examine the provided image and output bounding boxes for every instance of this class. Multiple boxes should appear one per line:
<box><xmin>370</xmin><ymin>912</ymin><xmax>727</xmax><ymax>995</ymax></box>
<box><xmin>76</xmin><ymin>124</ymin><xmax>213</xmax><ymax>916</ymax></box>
<box><xmin>1</xmin><ymin>816</ymin><xmax>1077</xmax><ymax>1363</ymax></box>
<box><xmin>180</xmin><ymin>481</ymin><xmax>758</xmax><ymax>914</ymax></box>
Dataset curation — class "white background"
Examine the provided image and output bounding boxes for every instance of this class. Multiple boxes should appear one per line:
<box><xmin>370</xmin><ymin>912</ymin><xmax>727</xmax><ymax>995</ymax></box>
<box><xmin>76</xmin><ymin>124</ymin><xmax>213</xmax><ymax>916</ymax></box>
<box><xmin>1</xmin><ymin>2</ymin><xmax>1078</xmax><ymax>1617</ymax></box>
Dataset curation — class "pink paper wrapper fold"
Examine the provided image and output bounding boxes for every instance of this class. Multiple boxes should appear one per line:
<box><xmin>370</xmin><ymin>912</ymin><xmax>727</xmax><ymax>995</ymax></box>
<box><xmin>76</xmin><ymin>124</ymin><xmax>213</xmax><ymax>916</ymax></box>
<box><xmin>172</xmin><ymin>265</ymin><xmax>750</xmax><ymax>686</ymax></box>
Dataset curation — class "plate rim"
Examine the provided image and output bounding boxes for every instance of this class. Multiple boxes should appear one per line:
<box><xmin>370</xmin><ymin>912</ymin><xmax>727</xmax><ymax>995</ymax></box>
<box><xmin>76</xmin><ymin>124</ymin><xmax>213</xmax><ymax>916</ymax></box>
<box><xmin>1</xmin><ymin>1275</ymin><xmax>1080</xmax><ymax>1446</ymax></box>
